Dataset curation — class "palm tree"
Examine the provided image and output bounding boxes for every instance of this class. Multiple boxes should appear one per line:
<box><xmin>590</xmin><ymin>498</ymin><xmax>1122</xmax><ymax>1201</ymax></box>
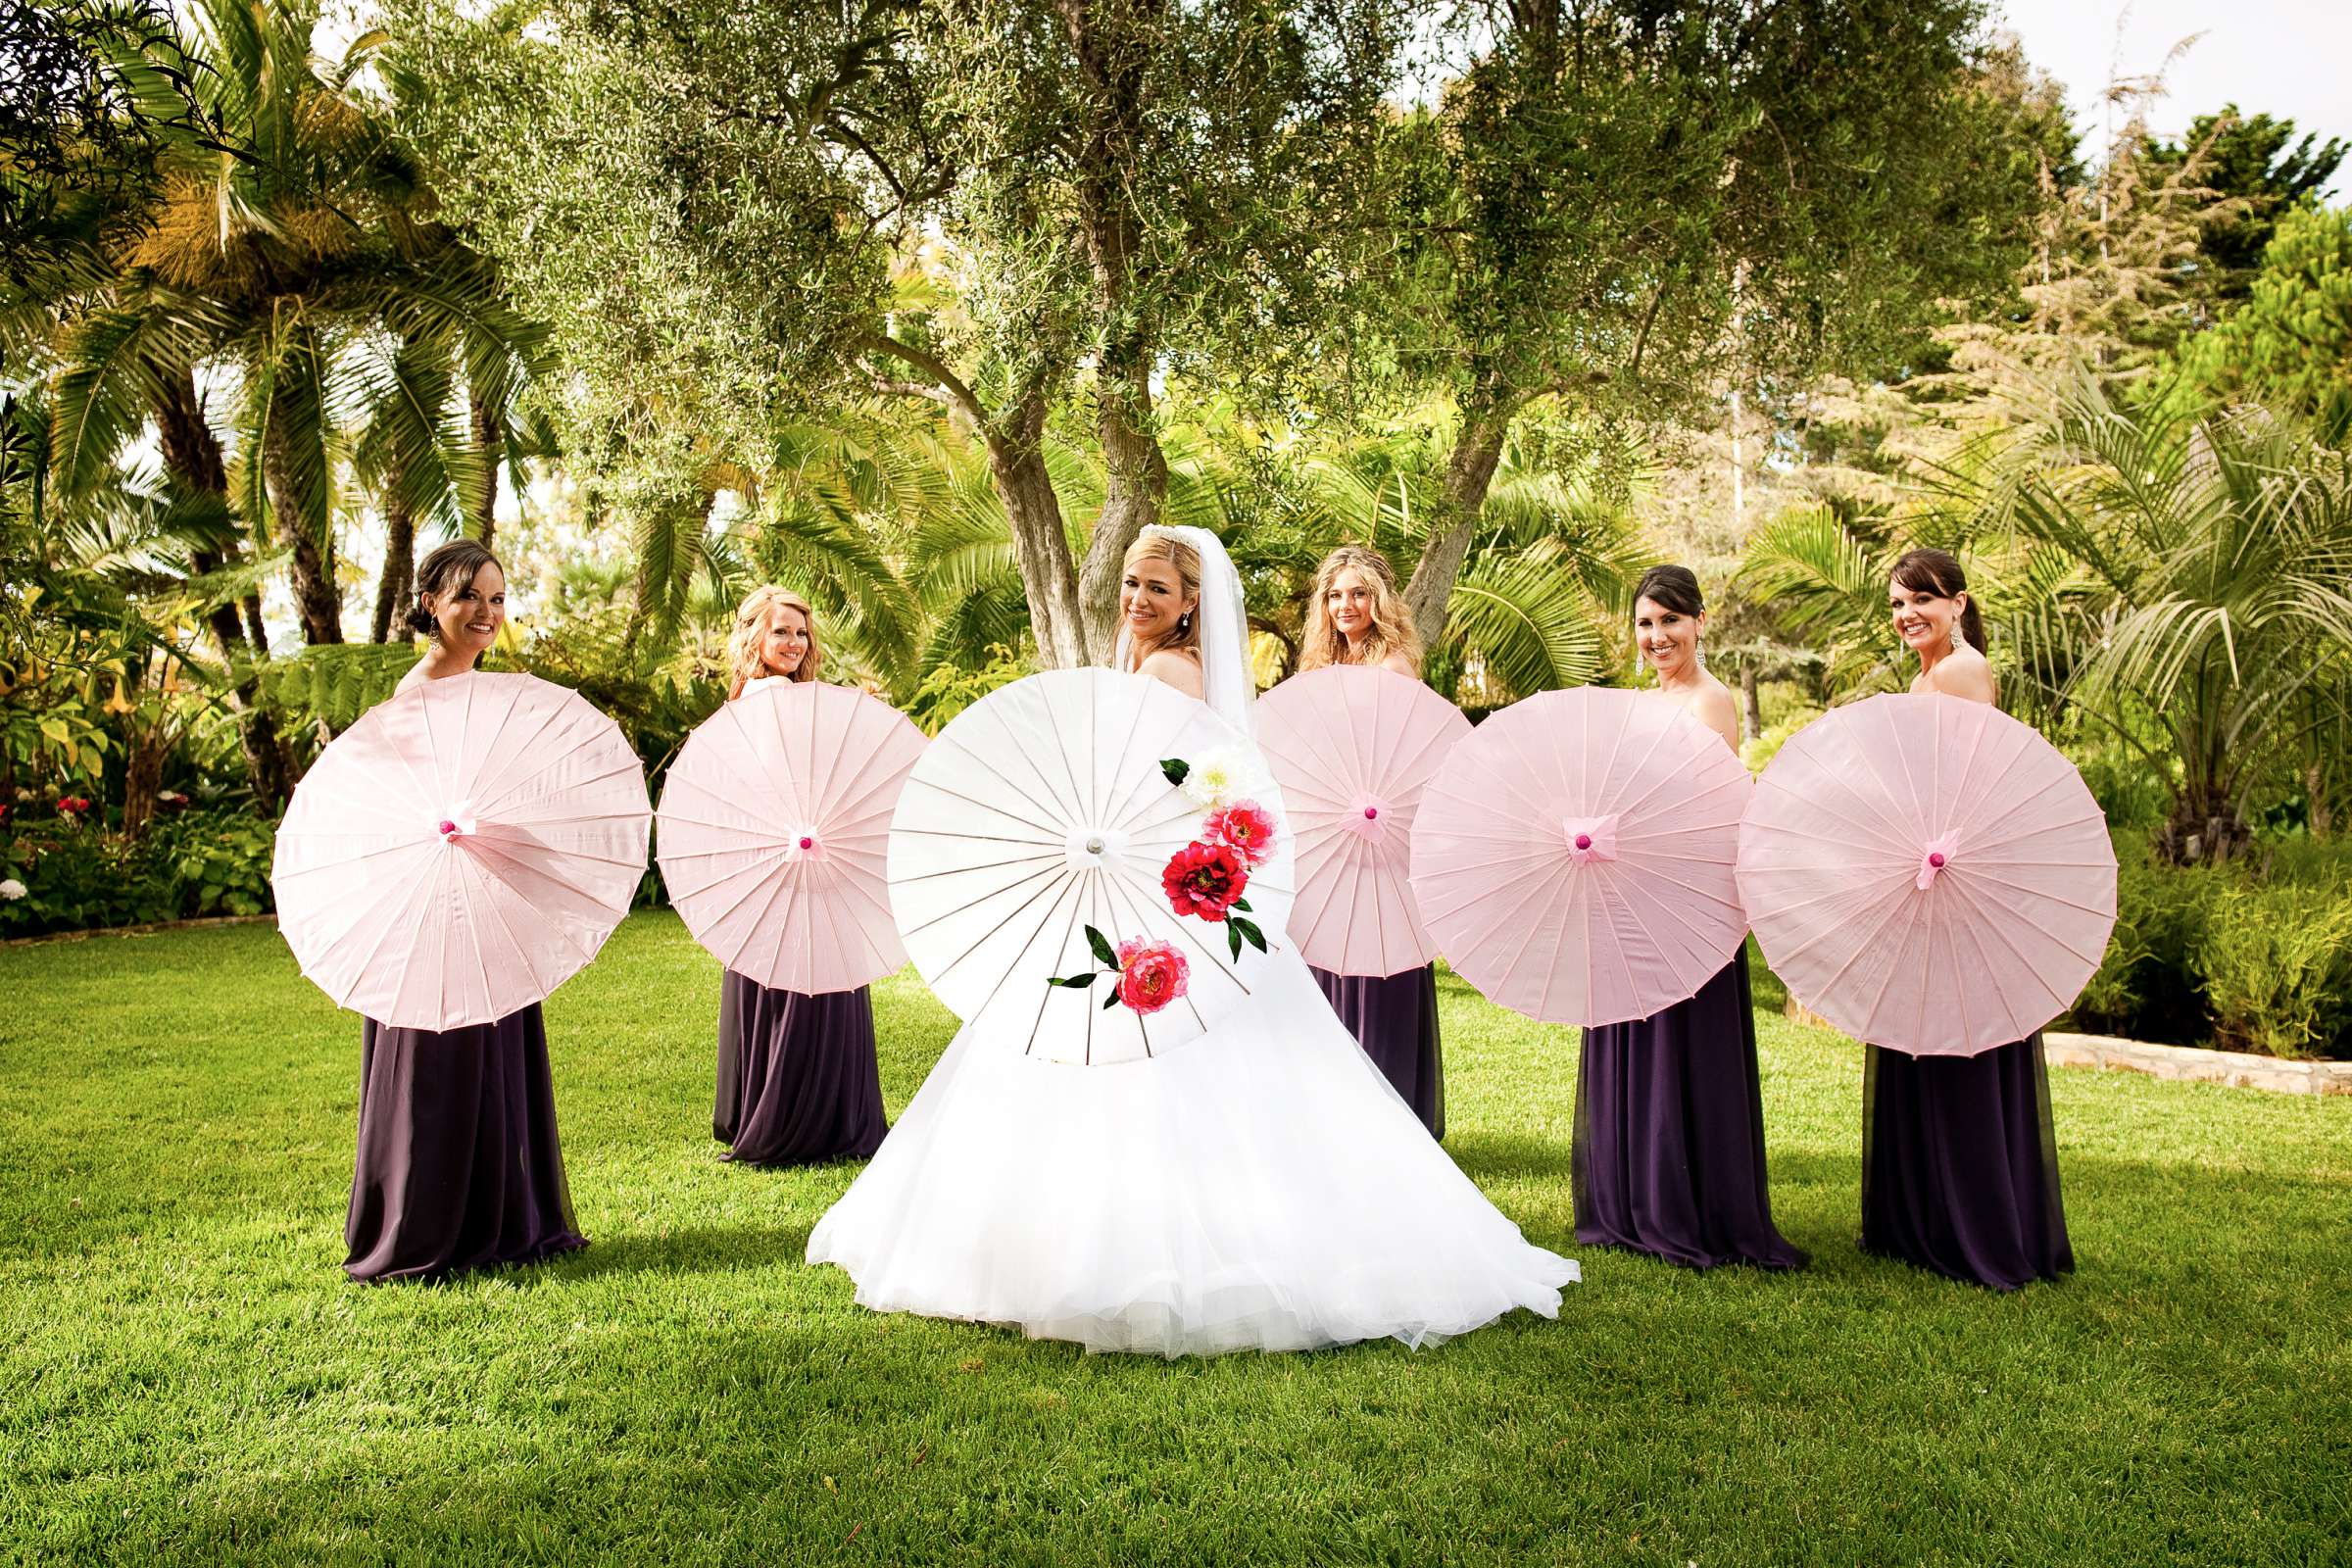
<box><xmin>45</xmin><ymin>0</ymin><xmax>543</xmax><ymax>648</ymax></box>
<box><xmin>1955</xmin><ymin>379</ymin><xmax>2352</xmax><ymax>862</ymax></box>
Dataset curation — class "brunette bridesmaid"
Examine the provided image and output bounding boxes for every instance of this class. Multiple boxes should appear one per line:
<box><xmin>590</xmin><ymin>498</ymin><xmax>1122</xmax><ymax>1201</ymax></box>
<box><xmin>345</xmin><ymin>541</ymin><xmax>589</xmax><ymax>1282</ymax></box>
<box><xmin>1862</xmin><ymin>549</ymin><xmax>2073</xmax><ymax>1289</ymax></box>
<box><xmin>1297</xmin><ymin>545</ymin><xmax>1445</xmax><ymax>1139</ymax></box>
<box><xmin>709</xmin><ymin>586</ymin><xmax>888</xmax><ymax>1166</ymax></box>
<box><xmin>1571</xmin><ymin>564</ymin><xmax>1806</xmax><ymax>1270</ymax></box>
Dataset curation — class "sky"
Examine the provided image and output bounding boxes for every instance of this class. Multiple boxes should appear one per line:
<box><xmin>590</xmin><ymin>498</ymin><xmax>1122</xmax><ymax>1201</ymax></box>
<box><xmin>1995</xmin><ymin>0</ymin><xmax>2351</xmax><ymax>194</ymax></box>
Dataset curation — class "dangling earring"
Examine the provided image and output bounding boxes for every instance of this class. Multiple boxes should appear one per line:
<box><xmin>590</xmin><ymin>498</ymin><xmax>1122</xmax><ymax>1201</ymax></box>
<box><xmin>1947</xmin><ymin>620</ymin><xmax>1964</xmax><ymax>655</ymax></box>
<box><xmin>1177</xmin><ymin>612</ymin><xmax>1194</xmax><ymax>636</ymax></box>
<box><xmin>1693</xmin><ymin>639</ymin><xmax>1707</xmax><ymax>673</ymax></box>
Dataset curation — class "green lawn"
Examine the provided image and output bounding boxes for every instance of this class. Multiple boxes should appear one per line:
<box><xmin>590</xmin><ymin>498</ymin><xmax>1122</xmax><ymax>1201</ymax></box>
<box><xmin>2</xmin><ymin>914</ymin><xmax>2346</xmax><ymax>1565</ymax></box>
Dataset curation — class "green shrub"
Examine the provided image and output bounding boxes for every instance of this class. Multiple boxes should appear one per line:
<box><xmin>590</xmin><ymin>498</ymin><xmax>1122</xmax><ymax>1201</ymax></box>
<box><xmin>2070</xmin><ymin>832</ymin><xmax>2229</xmax><ymax>1046</ymax></box>
<box><xmin>2194</xmin><ymin>880</ymin><xmax>2352</xmax><ymax>1058</ymax></box>
<box><xmin>1</xmin><ymin>807</ymin><xmax>275</xmax><ymax>937</ymax></box>
<box><xmin>2071</xmin><ymin>746</ymin><xmax>2172</xmax><ymax>834</ymax></box>
<box><xmin>1740</xmin><ymin>706</ymin><xmax>1823</xmax><ymax>775</ymax></box>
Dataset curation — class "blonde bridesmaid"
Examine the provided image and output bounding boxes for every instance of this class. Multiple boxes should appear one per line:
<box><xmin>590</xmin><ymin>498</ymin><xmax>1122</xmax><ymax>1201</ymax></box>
<box><xmin>708</xmin><ymin>587</ymin><xmax>888</xmax><ymax>1165</ymax></box>
<box><xmin>1296</xmin><ymin>545</ymin><xmax>1445</xmax><ymax>1138</ymax></box>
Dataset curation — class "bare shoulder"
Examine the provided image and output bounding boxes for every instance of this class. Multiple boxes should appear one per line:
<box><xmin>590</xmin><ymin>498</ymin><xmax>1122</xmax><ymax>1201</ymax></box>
<box><xmin>1702</xmin><ymin>676</ymin><xmax>1740</xmax><ymax>733</ymax></box>
<box><xmin>1693</xmin><ymin>679</ymin><xmax>1740</xmax><ymax>744</ymax></box>
<box><xmin>1139</xmin><ymin>647</ymin><xmax>1204</xmax><ymax>698</ymax></box>
<box><xmin>1925</xmin><ymin>648</ymin><xmax>1996</xmax><ymax>704</ymax></box>
<box><xmin>1378</xmin><ymin>650</ymin><xmax>1422</xmax><ymax>679</ymax></box>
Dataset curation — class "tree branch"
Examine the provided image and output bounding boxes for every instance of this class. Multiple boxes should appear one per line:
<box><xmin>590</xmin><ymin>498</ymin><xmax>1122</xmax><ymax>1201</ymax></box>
<box><xmin>862</xmin><ymin>332</ymin><xmax>985</xmax><ymax>425</ymax></box>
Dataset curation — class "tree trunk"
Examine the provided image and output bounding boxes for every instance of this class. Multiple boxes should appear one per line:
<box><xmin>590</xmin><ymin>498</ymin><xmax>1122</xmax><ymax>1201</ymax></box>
<box><xmin>2157</xmin><ymin>775</ymin><xmax>2250</xmax><ymax>865</ymax></box>
<box><xmin>1741</xmin><ymin>662</ymin><xmax>1763</xmax><ymax>745</ymax></box>
<box><xmin>152</xmin><ymin>369</ymin><xmax>293</xmax><ymax>810</ymax></box>
<box><xmin>1059</xmin><ymin>0</ymin><xmax>1167</xmax><ymax>665</ymax></box>
<box><xmin>1402</xmin><ymin>382</ymin><xmax>1523</xmax><ymax>651</ymax></box>
<box><xmin>262</xmin><ymin>410</ymin><xmax>345</xmax><ymax>645</ymax></box>
<box><xmin>469</xmin><ymin>387</ymin><xmax>501</xmax><ymax>548</ymax></box>
<box><xmin>2309</xmin><ymin>761</ymin><xmax>2332</xmax><ymax>840</ymax></box>
<box><xmin>120</xmin><ymin>706</ymin><xmax>169</xmax><ymax>840</ymax></box>
<box><xmin>370</xmin><ymin>496</ymin><xmax>416</xmax><ymax>644</ymax></box>
<box><xmin>982</xmin><ymin>393</ymin><xmax>1091</xmax><ymax>669</ymax></box>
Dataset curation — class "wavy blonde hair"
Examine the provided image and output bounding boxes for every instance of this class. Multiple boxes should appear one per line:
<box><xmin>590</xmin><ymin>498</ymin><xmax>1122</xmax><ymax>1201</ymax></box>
<box><xmin>726</xmin><ymin>585</ymin><xmax>824</xmax><ymax>698</ymax></box>
<box><xmin>1120</xmin><ymin>530</ymin><xmax>1202</xmax><ymax>667</ymax></box>
<box><xmin>1298</xmin><ymin>545</ymin><xmax>1422</xmax><ymax>672</ymax></box>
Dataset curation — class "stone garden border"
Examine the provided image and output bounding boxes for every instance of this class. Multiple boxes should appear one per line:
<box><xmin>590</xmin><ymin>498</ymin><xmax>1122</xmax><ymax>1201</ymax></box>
<box><xmin>1779</xmin><ymin>1001</ymin><xmax>2349</xmax><ymax>1096</ymax></box>
<box><xmin>2041</xmin><ymin>1031</ymin><xmax>2352</xmax><ymax>1097</ymax></box>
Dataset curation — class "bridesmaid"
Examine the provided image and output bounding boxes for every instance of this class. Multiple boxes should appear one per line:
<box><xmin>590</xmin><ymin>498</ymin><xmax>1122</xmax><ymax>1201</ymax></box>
<box><xmin>709</xmin><ymin>586</ymin><xmax>888</xmax><ymax>1166</ymax></box>
<box><xmin>1571</xmin><ymin>564</ymin><xmax>1806</xmax><ymax>1270</ymax></box>
<box><xmin>1296</xmin><ymin>545</ymin><xmax>1445</xmax><ymax>1139</ymax></box>
<box><xmin>346</xmin><ymin>540</ymin><xmax>588</xmax><ymax>1282</ymax></box>
<box><xmin>1863</xmin><ymin>548</ymin><xmax>2073</xmax><ymax>1289</ymax></box>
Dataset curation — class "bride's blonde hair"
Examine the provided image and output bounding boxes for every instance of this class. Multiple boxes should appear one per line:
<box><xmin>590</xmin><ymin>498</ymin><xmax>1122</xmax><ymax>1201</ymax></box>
<box><xmin>726</xmin><ymin>585</ymin><xmax>824</xmax><ymax>698</ymax></box>
<box><xmin>1298</xmin><ymin>545</ymin><xmax>1422</xmax><ymax>672</ymax></box>
<box><xmin>1121</xmin><ymin>530</ymin><xmax>1202</xmax><ymax>666</ymax></box>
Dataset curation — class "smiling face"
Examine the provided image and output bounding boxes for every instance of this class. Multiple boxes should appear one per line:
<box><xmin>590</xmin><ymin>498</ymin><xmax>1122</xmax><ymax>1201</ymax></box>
<box><xmin>1633</xmin><ymin>594</ymin><xmax>1702</xmax><ymax>679</ymax></box>
<box><xmin>1120</xmin><ymin>556</ymin><xmax>1197</xmax><ymax>646</ymax></box>
<box><xmin>759</xmin><ymin>603</ymin><xmax>811</xmax><ymax>679</ymax></box>
<box><xmin>1326</xmin><ymin>566</ymin><xmax>1378</xmax><ymax>644</ymax></box>
<box><xmin>422</xmin><ymin>562</ymin><xmax>506</xmax><ymax>662</ymax></box>
<box><xmin>1889</xmin><ymin>577</ymin><xmax>1964</xmax><ymax>657</ymax></box>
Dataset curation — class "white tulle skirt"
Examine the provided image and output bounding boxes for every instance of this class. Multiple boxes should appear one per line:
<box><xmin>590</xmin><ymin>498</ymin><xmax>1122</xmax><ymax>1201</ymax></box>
<box><xmin>808</xmin><ymin>954</ymin><xmax>1578</xmax><ymax>1356</ymax></box>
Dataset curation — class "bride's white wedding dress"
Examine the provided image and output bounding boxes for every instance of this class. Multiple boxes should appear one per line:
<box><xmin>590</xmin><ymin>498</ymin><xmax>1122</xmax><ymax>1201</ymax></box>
<box><xmin>808</xmin><ymin>528</ymin><xmax>1576</xmax><ymax>1355</ymax></box>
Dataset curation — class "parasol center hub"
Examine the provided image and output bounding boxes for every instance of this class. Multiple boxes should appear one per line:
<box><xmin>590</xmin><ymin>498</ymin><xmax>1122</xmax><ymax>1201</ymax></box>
<box><xmin>1342</xmin><ymin>794</ymin><xmax>1392</xmax><ymax>842</ymax></box>
<box><xmin>1561</xmin><ymin>813</ymin><xmax>1620</xmax><ymax>864</ymax></box>
<box><xmin>1915</xmin><ymin>834</ymin><xmax>1962</xmax><ymax>890</ymax></box>
<box><xmin>435</xmin><ymin>804</ymin><xmax>477</xmax><ymax>843</ymax></box>
<box><xmin>783</xmin><ymin>826</ymin><xmax>826</xmax><ymax>862</ymax></box>
<box><xmin>1064</xmin><ymin>825</ymin><xmax>1128</xmax><ymax>872</ymax></box>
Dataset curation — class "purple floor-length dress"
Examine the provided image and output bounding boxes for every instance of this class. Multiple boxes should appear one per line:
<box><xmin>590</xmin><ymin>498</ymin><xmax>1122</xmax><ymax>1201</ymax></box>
<box><xmin>1861</xmin><ymin>1036</ymin><xmax>2073</xmax><ymax>1290</ymax></box>
<box><xmin>1572</xmin><ymin>948</ymin><xmax>1807</xmax><ymax>1270</ymax></box>
<box><xmin>713</xmin><ymin>972</ymin><xmax>886</xmax><ymax>1165</ymax></box>
<box><xmin>345</xmin><ymin>1004</ymin><xmax>587</xmax><ymax>1282</ymax></box>
<box><xmin>1311</xmin><ymin>963</ymin><xmax>1444</xmax><ymax>1139</ymax></box>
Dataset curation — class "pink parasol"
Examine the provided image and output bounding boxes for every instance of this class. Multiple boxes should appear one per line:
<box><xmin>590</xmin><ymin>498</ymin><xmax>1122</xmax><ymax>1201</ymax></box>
<box><xmin>273</xmin><ymin>671</ymin><xmax>651</xmax><ymax>1030</ymax></box>
<box><xmin>657</xmin><ymin>680</ymin><xmax>927</xmax><ymax>994</ymax></box>
<box><xmin>1738</xmin><ymin>692</ymin><xmax>2117</xmax><ymax>1056</ymax></box>
<box><xmin>1409</xmin><ymin>686</ymin><xmax>1751</xmax><ymax>1026</ymax></box>
<box><xmin>1256</xmin><ymin>664</ymin><xmax>1470</xmax><ymax>976</ymax></box>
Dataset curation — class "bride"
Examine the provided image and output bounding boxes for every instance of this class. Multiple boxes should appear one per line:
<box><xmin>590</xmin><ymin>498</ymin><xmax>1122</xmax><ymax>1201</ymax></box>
<box><xmin>808</xmin><ymin>525</ymin><xmax>1577</xmax><ymax>1355</ymax></box>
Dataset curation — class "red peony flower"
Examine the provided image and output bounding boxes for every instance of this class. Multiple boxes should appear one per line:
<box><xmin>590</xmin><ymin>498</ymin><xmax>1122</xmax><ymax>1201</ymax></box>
<box><xmin>1203</xmin><ymin>801</ymin><xmax>1278</xmax><ymax>867</ymax></box>
<box><xmin>57</xmin><ymin>797</ymin><xmax>89</xmax><ymax>815</ymax></box>
<box><xmin>1162</xmin><ymin>839</ymin><xmax>1248</xmax><ymax>921</ymax></box>
<box><xmin>1115</xmin><ymin>939</ymin><xmax>1189</xmax><ymax>1015</ymax></box>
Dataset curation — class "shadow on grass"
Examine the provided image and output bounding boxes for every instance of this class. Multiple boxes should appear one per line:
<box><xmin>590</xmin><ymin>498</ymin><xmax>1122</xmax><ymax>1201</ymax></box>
<box><xmin>552</xmin><ymin>1221</ymin><xmax>818</xmax><ymax>1281</ymax></box>
<box><xmin>1441</xmin><ymin>1129</ymin><xmax>1577</xmax><ymax>1181</ymax></box>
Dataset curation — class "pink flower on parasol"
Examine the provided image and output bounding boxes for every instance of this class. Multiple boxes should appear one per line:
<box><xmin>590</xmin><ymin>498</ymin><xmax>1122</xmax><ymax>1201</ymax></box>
<box><xmin>1737</xmin><ymin>692</ymin><xmax>2117</xmax><ymax>1056</ymax></box>
<box><xmin>1115</xmin><ymin>938</ymin><xmax>1190</xmax><ymax>1014</ymax></box>
<box><xmin>1203</xmin><ymin>801</ymin><xmax>1278</xmax><ymax>867</ymax></box>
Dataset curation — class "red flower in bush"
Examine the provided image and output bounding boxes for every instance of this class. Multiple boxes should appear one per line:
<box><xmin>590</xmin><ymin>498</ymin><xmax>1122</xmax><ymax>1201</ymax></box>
<box><xmin>1162</xmin><ymin>839</ymin><xmax>1248</xmax><ymax>921</ymax></box>
<box><xmin>56</xmin><ymin>797</ymin><xmax>90</xmax><ymax>816</ymax></box>
<box><xmin>1114</xmin><ymin>939</ymin><xmax>1189</xmax><ymax>1015</ymax></box>
<box><xmin>1203</xmin><ymin>801</ymin><xmax>1277</xmax><ymax>867</ymax></box>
